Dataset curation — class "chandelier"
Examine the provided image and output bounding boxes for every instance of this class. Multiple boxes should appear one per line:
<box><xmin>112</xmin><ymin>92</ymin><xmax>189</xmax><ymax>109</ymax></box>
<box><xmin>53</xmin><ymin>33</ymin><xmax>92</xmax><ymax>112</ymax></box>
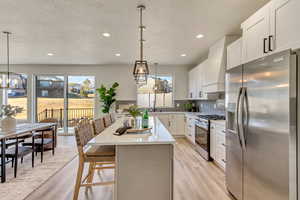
<box><xmin>133</xmin><ymin>5</ymin><xmax>149</xmax><ymax>84</ymax></box>
<box><xmin>0</xmin><ymin>31</ymin><xmax>26</xmax><ymax>90</ymax></box>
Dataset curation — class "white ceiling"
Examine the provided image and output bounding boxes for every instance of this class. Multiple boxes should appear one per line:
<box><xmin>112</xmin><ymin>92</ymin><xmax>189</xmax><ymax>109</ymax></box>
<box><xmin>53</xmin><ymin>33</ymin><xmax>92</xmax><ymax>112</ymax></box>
<box><xmin>0</xmin><ymin>0</ymin><xmax>269</xmax><ymax>65</ymax></box>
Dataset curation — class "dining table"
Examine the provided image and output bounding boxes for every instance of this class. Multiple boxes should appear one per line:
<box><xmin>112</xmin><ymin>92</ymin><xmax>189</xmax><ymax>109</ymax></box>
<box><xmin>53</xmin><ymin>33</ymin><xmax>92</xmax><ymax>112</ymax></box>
<box><xmin>0</xmin><ymin>123</ymin><xmax>56</xmax><ymax>183</ymax></box>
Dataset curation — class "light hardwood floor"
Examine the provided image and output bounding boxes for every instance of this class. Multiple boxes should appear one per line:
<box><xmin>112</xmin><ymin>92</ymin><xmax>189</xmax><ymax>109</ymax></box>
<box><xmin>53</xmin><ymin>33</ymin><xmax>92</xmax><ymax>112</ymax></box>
<box><xmin>25</xmin><ymin>138</ymin><xmax>233</xmax><ymax>200</ymax></box>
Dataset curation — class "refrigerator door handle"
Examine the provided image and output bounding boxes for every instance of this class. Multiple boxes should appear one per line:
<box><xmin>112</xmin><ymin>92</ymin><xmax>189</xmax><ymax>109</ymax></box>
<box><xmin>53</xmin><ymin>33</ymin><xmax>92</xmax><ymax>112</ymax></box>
<box><xmin>244</xmin><ymin>87</ymin><xmax>249</xmax><ymax>146</ymax></box>
<box><xmin>235</xmin><ymin>87</ymin><xmax>243</xmax><ymax>147</ymax></box>
<box><xmin>239</xmin><ymin>87</ymin><xmax>247</xmax><ymax>150</ymax></box>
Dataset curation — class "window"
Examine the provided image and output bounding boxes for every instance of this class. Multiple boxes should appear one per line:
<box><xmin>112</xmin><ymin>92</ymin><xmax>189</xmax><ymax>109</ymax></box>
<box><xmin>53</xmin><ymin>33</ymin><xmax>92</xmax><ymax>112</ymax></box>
<box><xmin>137</xmin><ymin>75</ymin><xmax>173</xmax><ymax>108</ymax></box>
<box><xmin>7</xmin><ymin>74</ymin><xmax>28</xmax><ymax>120</ymax></box>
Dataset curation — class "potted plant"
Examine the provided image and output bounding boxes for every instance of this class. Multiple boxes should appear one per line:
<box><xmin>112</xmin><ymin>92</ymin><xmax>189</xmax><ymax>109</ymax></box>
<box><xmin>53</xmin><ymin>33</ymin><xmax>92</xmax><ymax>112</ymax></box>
<box><xmin>0</xmin><ymin>105</ymin><xmax>24</xmax><ymax>132</ymax></box>
<box><xmin>96</xmin><ymin>82</ymin><xmax>119</xmax><ymax>113</ymax></box>
<box><xmin>126</xmin><ymin>105</ymin><xmax>142</xmax><ymax>128</ymax></box>
<box><xmin>184</xmin><ymin>102</ymin><xmax>193</xmax><ymax>112</ymax></box>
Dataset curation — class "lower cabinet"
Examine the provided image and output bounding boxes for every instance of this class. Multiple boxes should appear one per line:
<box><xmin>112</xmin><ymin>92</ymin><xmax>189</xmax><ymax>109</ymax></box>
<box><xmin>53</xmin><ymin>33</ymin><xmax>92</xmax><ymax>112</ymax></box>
<box><xmin>155</xmin><ymin>113</ymin><xmax>186</xmax><ymax>136</ymax></box>
<box><xmin>185</xmin><ymin>115</ymin><xmax>195</xmax><ymax>144</ymax></box>
<box><xmin>210</xmin><ymin>121</ymin><xmax>226</xmax><ymax>170</ymax></box>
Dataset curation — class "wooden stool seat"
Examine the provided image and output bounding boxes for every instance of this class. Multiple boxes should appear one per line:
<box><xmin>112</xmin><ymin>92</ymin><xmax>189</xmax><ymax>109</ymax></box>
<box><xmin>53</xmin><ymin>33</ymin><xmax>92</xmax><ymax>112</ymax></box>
<box><xmin>85</xmin><ymin>155</ymin><xmax>115</xmax><ymax>163</ymax></box>
<box><xmin>85</xmin><ymin>145</ymin><xmax>115</xmax><ymax>157</ymax></box>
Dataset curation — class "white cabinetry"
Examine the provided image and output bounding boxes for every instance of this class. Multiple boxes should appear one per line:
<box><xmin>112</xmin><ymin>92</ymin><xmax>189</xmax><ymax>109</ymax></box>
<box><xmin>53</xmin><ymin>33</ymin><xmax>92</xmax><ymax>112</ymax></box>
<box><xmin>188</xmin><ymin>68</ymin><xmax>197</xmax><ymax>99</ymax></box>
<box><xmin>188</xmin><ymin>63</ymin><xmax>206</xmax><ymax>99</ymax></box>
<box><xmin>241</xmin><ymin>0</ymin><xmax>300</xmax><ymax>63</ymax></box>
<box><xmin>270</xmin><ymin>0</ymin><xmax>300</xmax><ymax>53</ymax></box>
<box><xmin>185</xmin><ymin>115</ymin><xmax>195</xmax><ymax>144</ymax></box>
<box><xmin>241</xmin><ymin>3</ymin><xmax>270</xmax><ymax>64</ymax></box>
<box><xmin>227</xmin><ymin>38</ymin><xmax>242</xmax><ymax>70</ymax></box>
<box><xmin>156</xmin><ymin>113</ymin><xmax>186</xmax><ymax>136</ymax></box>
<box><xmin>210</xmin><ymin>121</ymin><xmax>226</xmax><ymax>170</ymax></box>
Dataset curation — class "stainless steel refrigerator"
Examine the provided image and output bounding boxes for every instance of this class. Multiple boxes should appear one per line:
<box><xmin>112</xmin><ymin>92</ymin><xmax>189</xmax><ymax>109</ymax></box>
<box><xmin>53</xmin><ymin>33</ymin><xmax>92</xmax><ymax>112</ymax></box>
<box><xmin>225</xmin><ymin>50</ymin><xmax>298</xmax><ymax>200</ymax></box>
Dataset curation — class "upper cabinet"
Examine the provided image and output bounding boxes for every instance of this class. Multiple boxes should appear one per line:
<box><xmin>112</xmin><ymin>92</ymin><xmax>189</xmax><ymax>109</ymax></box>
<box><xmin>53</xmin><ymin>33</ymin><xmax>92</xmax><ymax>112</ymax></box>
<box><xmin>270</xmin><ymin>0</ymin><xmax>300</xmax><ymax>53</ymax></box>
<box><xmin>188</xmin><ymin>67</ymin><xmax>197</xmax><ymax>99</ymax></box>
<box><xmin>241</xmin><ymin>0</ymin><xmax>300</xmax><ymax>64</ymax></box>
<box><xmin>188</xmin><ymin>62</ymin><xmax>206</xmax><ymax>99</ymax></box>
<box><xmin>227</xmin><ymin>38</ymin><xmax>242</xmax><ymax>70</ymax></box>
<box><xmin>241</xmin><ymin>3</ymin><xmax>270</xmax><ymax>64</ymax></box>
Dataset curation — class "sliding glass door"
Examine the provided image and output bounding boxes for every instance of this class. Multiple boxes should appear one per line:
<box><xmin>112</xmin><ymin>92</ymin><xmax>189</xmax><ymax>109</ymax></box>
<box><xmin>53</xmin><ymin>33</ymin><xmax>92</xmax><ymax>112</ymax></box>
<box><xmin>36</xmin><ymin>75</ymin><xmax>65</xmax><ymax>133</ymax></box>
<box><xmin>67</xmin><ymin>76</ymin><xmax>95</xmax><ymax>133</ymax></box>
<box><xmin>35</xmin><ymin>75</ymin><xmax>95</xmax><ymax>134</ymax></box>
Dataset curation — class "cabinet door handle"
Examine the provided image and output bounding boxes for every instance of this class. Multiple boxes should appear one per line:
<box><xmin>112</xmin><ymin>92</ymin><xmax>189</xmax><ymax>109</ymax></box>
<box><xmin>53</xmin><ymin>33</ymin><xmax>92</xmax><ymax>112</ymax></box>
<box><xmin>269</xmin><ymin>35</ymin><xmax>274</xmax><ymax>52</ymax></box>
<box><xmin>263</xmin><ymin>38</ymin><xmax>268</xmax><ymax>54</ymax></box>
<box><xmin>222</xmin><ymin>159</ymin><xmax>226</xmax><ymax>163</ymax></box>
<box><xmin>222</xmin><ymin>143</ymin><xmax>226</xmax><ymax>147</ymax></box>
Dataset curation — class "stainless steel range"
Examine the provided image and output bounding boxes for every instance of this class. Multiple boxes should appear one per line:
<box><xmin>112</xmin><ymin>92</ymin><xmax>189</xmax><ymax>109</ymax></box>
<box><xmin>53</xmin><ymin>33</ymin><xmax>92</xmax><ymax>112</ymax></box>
<box><xmin>194</xmin><ymin>115</ymin><xmax>225</xmax><ymax>161</ymax></box>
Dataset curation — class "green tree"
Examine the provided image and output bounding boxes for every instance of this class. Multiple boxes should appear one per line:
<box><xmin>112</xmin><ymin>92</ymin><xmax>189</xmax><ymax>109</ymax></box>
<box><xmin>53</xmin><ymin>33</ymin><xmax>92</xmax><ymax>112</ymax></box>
<box><xmin>80</xmin><ymin>79</ymin><xmax>92</xmax><ymax>98</ymax></box>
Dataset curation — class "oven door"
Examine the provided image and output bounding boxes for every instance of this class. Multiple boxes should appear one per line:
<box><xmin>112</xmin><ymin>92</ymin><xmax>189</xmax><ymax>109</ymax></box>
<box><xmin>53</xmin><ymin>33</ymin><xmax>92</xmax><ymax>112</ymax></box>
<box><xmin>195</xmin><ymin>122</ymin><xmax>211</xmax><ymax>160</ymax></box>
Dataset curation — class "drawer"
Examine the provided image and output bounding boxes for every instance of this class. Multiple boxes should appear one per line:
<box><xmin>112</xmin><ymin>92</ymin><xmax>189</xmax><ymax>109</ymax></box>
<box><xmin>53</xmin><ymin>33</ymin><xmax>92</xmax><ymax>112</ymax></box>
<box><xmin>216</xmin><ymin>146</ymin><xmax>226</xmax><ymax>169</ymax></box>
<box><xmin>186</xmin><ymin>132</ymin><xmax>195</xmax><ymax>144</ymax></box>
<box><xmin>216</xmin><ymin>132</ymin><xmax>226</xmax><ymax>148</ymax></box>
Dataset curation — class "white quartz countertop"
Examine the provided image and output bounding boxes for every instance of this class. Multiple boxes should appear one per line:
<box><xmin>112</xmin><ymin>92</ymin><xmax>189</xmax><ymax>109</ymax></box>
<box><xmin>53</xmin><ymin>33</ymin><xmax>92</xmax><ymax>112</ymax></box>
<box><xmin>88</xmin><ymin>116</ymin><xmax>176</xmax><ymax>146</ymax></box>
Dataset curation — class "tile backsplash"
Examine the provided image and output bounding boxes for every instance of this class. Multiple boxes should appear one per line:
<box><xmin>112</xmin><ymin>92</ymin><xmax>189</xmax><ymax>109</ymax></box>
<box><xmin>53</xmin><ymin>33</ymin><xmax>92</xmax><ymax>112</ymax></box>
<box><xmin>115</xmin><ymin>99</ymin><xmax>225</xmax><ymax>115</ymax></box>
<box><xmin>116</xmin><ymin>100</ymin><xmax>190</xmax><ymax>112</ymax></box>
<box><xmin>195</xmin><ymin>99</ymin><xmax>225</xmax><ymax>115</ymax></box>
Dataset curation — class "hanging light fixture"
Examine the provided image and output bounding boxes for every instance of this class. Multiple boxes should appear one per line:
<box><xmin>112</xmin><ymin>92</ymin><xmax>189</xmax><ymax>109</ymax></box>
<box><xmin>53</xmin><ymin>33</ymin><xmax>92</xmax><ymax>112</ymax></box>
<box><xmin>133</xmin><ymin>5</ymin><xmax>149</xmax><ymax>84</ymax></box>
<box><xmin>0</xmin><ymin>31</ymin><xmax>26</xmax><ymax>90</ymax></box>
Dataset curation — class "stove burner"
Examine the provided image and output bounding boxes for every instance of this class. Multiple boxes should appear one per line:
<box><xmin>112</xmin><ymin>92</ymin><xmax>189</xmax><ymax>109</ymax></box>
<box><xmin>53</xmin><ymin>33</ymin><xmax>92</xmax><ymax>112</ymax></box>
<box><xmin>197</xmin><ymin>115</ymin><xmax>226</xmax><ymax>120</ymax></box>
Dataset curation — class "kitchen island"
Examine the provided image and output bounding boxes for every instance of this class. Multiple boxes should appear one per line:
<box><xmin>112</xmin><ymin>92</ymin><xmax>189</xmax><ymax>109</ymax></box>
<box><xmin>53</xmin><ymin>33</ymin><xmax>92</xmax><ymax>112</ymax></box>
<box><xmin>88</xmin><ymin>116</ymin><xmax>175</xmax><ymax>200</ymax></box>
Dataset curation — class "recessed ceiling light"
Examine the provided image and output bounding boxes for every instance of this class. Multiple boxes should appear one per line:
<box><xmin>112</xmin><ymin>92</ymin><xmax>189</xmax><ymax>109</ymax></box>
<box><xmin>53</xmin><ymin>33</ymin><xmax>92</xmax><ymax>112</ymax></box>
<box><xmin>47</xmin><ymin>53</ymin><xmax>54</xmax><ymax>56</ymax></box>
<box><xmin>196</xmin><ymin>34</ymin><xmax>204</xmax><ymax>39</ymax></box>
<box><xmin>181</xmin><ymin>54</ymin><xmax>187</xmax><ymax>57</ymax></box>
<box><xmin>102</xmin><ymin>32</ymin><xmax>111</xmax><ymax>37</ymax></box>
<box><xmin>115</xmin><ymin>53</ymin><xmax>121</xmax><ymax>57</ymax></box>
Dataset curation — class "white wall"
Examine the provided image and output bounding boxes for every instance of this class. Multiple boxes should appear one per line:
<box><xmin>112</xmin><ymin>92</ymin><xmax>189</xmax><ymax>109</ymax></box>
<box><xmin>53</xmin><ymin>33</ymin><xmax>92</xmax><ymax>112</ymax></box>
<box><xmin>2</xmin><ymin>64</ymin><xmax>190</xmax><ymax>120</ymax></box>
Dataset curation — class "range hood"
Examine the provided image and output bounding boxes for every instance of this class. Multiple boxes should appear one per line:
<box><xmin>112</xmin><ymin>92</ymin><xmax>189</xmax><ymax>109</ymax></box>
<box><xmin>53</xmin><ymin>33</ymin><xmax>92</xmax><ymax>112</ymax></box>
<box><xmin>203</xmin><ymin>36</ymin><xmax>239</xmax><ymax>94</ymax></box>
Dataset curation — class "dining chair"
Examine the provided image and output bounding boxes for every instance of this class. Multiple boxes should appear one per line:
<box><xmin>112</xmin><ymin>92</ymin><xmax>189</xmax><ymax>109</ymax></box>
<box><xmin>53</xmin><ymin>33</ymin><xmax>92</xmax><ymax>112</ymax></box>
<box><xmin>5</xmin><ymin>133</ymin><xmax>35</xmax><ymax>178</ymax></box>
<box><xmin>22</xmin><ymin>122</ymin><xmax>56</xmax><ymax>163</ymax></box>
<box><xmin>73</xmin><ymin>120</ymin><xmax>115</xmax><ymax>200</ymax></box>
<box><xmin>38</xmin><ymin>118</ymin><xmax>58</xmax><ymax>147</ymax></box>
<box><xmin>103</xmin><ymin>114</ymin><xmax>112</xmax><ymax>127</ymax></box>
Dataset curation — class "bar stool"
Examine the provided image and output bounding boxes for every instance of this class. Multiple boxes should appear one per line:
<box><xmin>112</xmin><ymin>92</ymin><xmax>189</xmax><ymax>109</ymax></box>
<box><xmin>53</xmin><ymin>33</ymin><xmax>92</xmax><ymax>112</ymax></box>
<box><xmin>110</xmin><ymin>113</ymin><xmax>116</xmax><ymax>123</ymax></box>
<box><xmin>91</xmin><ymin>118</ymin><xmax>105</xmax><ymax>136</ymax></box>
<box><xmin>103</xmin><ymin>114</ymin><xmax>112</xmax><ymax>127</ymax></box>
<box><xmin>73</xmin><ymin>120</ymin><xmax>115</xmax><ymax>200</ymax></box>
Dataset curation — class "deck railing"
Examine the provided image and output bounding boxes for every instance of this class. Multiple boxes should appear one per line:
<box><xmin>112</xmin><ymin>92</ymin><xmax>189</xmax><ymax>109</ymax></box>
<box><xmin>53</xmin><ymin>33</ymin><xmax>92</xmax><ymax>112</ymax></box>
<box><xmin>37</xmin><ymin>108</ymin><xmax>94</xmax><ymax>127</ymax></box>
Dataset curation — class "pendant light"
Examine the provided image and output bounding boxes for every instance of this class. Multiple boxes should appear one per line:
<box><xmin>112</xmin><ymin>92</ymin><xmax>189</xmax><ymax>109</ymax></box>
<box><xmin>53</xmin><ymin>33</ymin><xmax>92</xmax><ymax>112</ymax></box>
<box><xmin>0</xmin><ymin>31</ymin><xmax>26</xmax><ymax>90</ymax></box>
<box><xmin>133</xmin><ymin>5</ymin><xmax>149</xmax><ymax>84</ymax></box>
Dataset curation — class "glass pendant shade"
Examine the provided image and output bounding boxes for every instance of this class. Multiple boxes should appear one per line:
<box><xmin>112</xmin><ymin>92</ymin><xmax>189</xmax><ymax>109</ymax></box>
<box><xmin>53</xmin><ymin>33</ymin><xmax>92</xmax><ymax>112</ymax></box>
<box><xmin>0</xmin><ymin>31</ymin><xmax>26</xmax><ymax>90</ymax></box>
<box><xmin>0</xmin><ymin>72</ymin><xmax>26</xmax><ymax>89</ymax></box>
<box><xmin>133</xmin><ymin>60</ymin><xmax>149</xmax><ymax>84</ymax></box>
